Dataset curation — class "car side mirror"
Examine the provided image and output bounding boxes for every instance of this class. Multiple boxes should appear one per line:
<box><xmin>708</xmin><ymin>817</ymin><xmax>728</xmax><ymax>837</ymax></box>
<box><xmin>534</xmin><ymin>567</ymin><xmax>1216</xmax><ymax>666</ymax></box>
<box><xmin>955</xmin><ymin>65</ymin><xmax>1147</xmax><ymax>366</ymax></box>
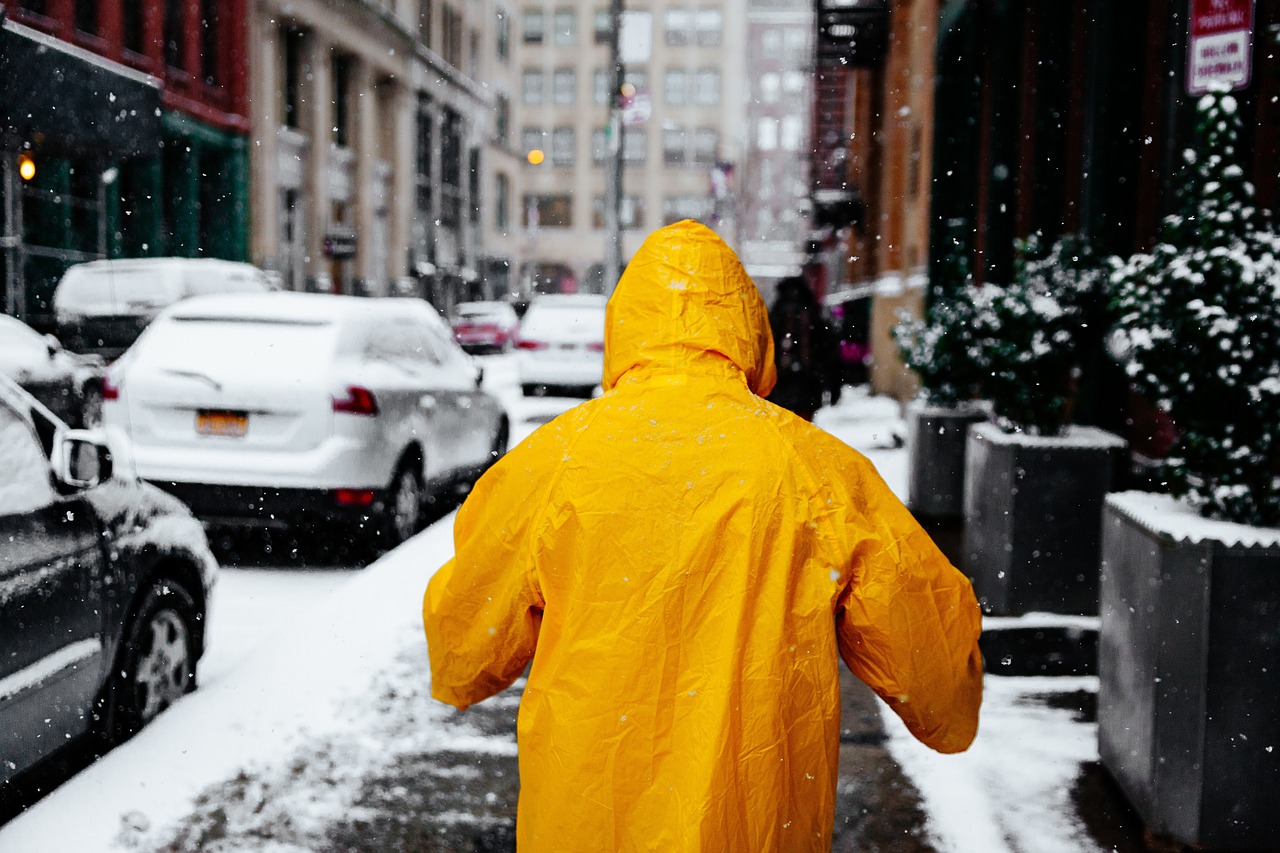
<box><xmin>474</xmin><ymin>364</ymin><xmax>485</xmax><ymax>389</ymax></box>
<box><xmin>52</xmin><ymin>430</ymin><xmax>113</xmax><ymax>489</ymax></box>
<box><xmin>44</xmin><ymin>333</ymin><xmax>63</xmax><ymax>358</ymax></box>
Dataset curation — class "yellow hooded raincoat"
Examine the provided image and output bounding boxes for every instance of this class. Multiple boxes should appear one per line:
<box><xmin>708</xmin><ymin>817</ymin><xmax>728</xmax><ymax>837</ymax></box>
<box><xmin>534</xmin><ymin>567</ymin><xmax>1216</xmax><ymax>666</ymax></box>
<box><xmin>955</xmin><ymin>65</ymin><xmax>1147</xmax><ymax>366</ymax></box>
<box><xmin>424</xmin><ymin>220</ymin><xmax>983</xmax><ymax>851</ymax></box>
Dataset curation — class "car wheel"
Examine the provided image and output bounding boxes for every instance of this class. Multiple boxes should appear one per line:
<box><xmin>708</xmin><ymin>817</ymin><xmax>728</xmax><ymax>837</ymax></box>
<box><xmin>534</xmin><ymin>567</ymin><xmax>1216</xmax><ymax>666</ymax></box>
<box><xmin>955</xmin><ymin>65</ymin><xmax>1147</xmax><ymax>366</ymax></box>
<box><xmin>103</xmin><ymin>580</ymin><xmax>197</xmax><ymax>742</ymax></box>
<box><xmin>79</xmin><ymin>383</ymin><xmax>103</xmax><ymax>428</ymax></box>
<box><xmin>381</xmin><ymin>464</ymin><xmax>423</xmax><ymax>548</ymax></box>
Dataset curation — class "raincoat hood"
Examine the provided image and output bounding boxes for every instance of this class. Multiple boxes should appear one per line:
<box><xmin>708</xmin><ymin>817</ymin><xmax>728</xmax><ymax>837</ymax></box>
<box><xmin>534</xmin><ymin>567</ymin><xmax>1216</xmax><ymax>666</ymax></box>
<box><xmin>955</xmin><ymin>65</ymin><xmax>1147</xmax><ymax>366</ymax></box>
<box><xmin>603</xmin><ymin>220</ymin><xmax>777</xmax><ymax>396</ymax></box>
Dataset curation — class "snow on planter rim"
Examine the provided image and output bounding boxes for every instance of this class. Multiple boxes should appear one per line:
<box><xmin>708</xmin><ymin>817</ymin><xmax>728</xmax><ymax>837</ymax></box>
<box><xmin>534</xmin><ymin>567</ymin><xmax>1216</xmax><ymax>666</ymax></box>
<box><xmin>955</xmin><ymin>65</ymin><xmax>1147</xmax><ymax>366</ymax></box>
<box><xmin>1107</xmin><ymin>490</ymin><xmax>1280</xmax><ymax>549</ymax></box>
<box><xmin>969</xmin><ymin>420</ymin><xmax>1127</xmax><ymax>449</ymax></box>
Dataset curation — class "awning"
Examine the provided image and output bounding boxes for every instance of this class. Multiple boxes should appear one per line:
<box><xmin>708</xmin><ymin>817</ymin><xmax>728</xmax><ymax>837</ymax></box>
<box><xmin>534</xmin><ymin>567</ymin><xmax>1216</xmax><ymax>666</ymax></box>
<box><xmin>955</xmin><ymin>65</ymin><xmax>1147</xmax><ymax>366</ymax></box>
<box><xmin>0</xmin><ymin>18</ymin><xmax>162</xmax><ymax>159</ymax></box>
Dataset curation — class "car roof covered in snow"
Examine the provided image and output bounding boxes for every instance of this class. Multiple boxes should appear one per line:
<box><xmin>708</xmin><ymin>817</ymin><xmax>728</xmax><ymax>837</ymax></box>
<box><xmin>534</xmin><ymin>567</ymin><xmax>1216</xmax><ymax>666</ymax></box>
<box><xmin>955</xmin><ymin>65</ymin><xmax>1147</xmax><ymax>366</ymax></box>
<box><xmin>161</xmin><ymin>292</ymin><xmax>407</xmax><ymax>325</ymax></box>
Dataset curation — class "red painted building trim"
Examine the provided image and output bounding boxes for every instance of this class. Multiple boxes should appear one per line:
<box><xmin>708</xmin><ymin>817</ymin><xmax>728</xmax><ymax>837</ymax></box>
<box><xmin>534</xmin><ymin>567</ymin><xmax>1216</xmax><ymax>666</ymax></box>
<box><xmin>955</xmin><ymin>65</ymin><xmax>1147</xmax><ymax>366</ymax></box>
<box><xmin>6</xmin><ymin>0</ymin><xmax>248</xmax><ymax>135</ymax></box>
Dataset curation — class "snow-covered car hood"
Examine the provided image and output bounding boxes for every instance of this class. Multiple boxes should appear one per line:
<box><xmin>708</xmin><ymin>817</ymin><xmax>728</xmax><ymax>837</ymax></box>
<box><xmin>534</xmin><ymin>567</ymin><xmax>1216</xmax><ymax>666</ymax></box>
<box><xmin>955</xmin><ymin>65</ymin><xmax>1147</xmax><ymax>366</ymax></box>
<box><xmin>83</xmin><ymin>477</ymin><xmax>219</xmax><ymax>594</ymax></box>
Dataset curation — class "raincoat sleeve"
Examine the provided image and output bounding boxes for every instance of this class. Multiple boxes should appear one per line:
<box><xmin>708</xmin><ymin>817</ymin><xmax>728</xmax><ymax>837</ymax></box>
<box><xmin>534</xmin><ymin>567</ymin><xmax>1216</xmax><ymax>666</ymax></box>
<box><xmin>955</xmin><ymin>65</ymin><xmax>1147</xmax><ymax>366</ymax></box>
<box><xmin>423</xmin><ymin>457</ymin><xmax>545</xmax><ymax>710</ymax></box>
<box><xmin>834</xmin><ymin>462</ymin><xmax>983</xmax><ymax>754</ymax></box>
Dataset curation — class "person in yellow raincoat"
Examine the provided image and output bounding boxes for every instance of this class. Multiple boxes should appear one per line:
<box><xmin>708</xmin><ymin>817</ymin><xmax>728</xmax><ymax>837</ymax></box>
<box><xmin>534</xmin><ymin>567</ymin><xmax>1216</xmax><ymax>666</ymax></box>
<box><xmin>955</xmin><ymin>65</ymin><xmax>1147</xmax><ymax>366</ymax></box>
<box><xmin>424</xmin><ymin>220</ymin><xmax>983</xmax><ymax>851</ymax></box>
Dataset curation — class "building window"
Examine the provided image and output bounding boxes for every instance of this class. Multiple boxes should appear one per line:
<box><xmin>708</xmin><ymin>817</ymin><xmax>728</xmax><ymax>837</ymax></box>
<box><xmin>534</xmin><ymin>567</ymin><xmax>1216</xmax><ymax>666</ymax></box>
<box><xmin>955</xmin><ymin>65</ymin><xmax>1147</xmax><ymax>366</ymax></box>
<box><xmin>553</xmin><ymin>8</ymin><xmax>576</xmax><ymax>46</ymax></box>
<box><xmin>694</xmin><ymin>69</ymin><xmax>720</xmax><ymax>106</ymax></box>
<box><xmin>780</xmin><ymin>116</ymin><xmax>803</xmax><ymax>152</ymax></box>
<box><xmin>165</xmin><ymin>0</ymin><xmax>185</xmax><ymax>70</ymax></box>
<box><xmin>469</xmin><ymin>148</ymin><xmax>482</xmax><ymax>225</ymax></box>
<box><xmin>419</xmin><ymin>0</ymin><xmax>433</xmax><ymax>46</ymax></box>
<box><xmin>662</xmin><ymin>196</ymin><xmax>708</xmax><ymax>225</ymax></box>
<box><xmin>693</xmin><ymin>128</ymin><xmax>718</xmax><ymax>164</ymax></box>
<box><xmin>594</xmin><ymin>8</ymin><xmax>612</xmax><ymax>44</ymax></box>
<box><xmin>495</xmin><ymin>94</ymin><xmax>511</xmax><ymax>144</ymax></box>
<box><xmin>624</xmin><ymin>69</ymin><xmax>648</xmax><ymax>93</ymax></box>
<box><xmin>759</xmin><ymin>73</ymin><xmax>780</xmax><ymax>103</ymax></box>
<box><xmin>442</xmin><ymin>5</ymin><xmax>463</xmax><ymax>68</ymax></box>
<box><xmin>592</xmin><ymin>127</ymin><xmax>607</xmax><ymax>164</ymax></box>
<box><xmin>664</xmin><ymin>8</ymin><xmax>691</xmax><ymax>46</ymax></box>
<box><xmin>522</xmin><ymin>69</ymin><xmax>545</xmax><ymax>105</ymax></box>
<box><xmin>441</xmin><ymin>108</ymin><xmax>463</xmax><ymax>227</ymax></box>
<box><xmin>74</xmin><ymin>0</ymin><xmax>96</xmax><ymax>35</ymax></box>
<box><xmin>551</xmin><ymin>127</ymin><xmax>575</xmax><ymax>166</ymax></box>
<box><xmin>785</xmin><ymin>28</ymin><xmax>807</xmax><ymax>63</ymax></box>
<box><xmin>496</xmin><ymin>8</ymin><xmax>510</xmax><ymax>61</ymax></box>
<box><xmin>470</xmin><ymin>28</ymin><xmax>480</xmax><ymax>78</ymax></box>
<box><xmin>333</xmin><ymin>55</ymin><xmax>353</xmax><ymax>147</ymax></box>
<box><xmin>593</xmin><ymin>69</ymin><xmax>610</xmax><ymax>106</ymax></box>
<box><xmin>524</xmin><ymin>195</ymin><xmax>573</xmax><ymax>228</ymax></box>
<box><xmin>496</xmin><ymin>173</ymin><xmax>511</xmax><ymax>230</ymax></box>
<box><xmin>417</xmin><ymin>99</ymin><xmax>433</xmax><ymax>215</ymax></box>
<box><xmin>122</xmin><ymin>2</ymin><xmax>144</xmax><ymax>53</ymax></box>
<box><xmin>200</xmin><ymin>0</ymin><xmax>220</xmax><ymax>85</ymax></box>
<box><xmin>623</xmin><ymin>128</ymin><xmax>646</xmax><ymax>164</ymax></box>
<box><xmin>761</xmin><ymin>28</ymin><xmax>782</xmax><ymax>59</ymax></box>
<box><xmin>521</xmin><ymin>127</ymin><xmax>545</xmax><ymax>158</ymax></box>
<box><xmin>694</xmin><ymin>9</ymin><xmax>722</xmax><ymax>46</ymax></box>
<box><xmin>757</xmin><ymin>117</ymin><xmax>778</xmax><ymax>151</ymax></box>
<box><xmin>592</xmin><ymin>196</ymin><xmax>645</xmax><ymax>229</ymax></box>
<box><xmin>553</xmin><ymin>68</ymin><xmax>576</xmax><ymax>105</ymax></box>
<box><xmin>664</xmin><ymin>69</ymin><xmax>688</xmax><ymax>106</ymax></box>
<box><xmin>523</xmin><ymin>9</ymin><xmax>544</xmax><ymax>43</ymax></box>
<box><xmin>663</xmin><ymin>126</ymin><xmax>687</xmax><ymax>165</ymax></box>
<box><xmin>783</xmin><ymin>71</ymin><xmax>805</xmax><ymax>95</ymax></box>
<box><xmin>283</xmin><ymin>28</ymin><xmax>305</xmax><ymax>129</ymax></box>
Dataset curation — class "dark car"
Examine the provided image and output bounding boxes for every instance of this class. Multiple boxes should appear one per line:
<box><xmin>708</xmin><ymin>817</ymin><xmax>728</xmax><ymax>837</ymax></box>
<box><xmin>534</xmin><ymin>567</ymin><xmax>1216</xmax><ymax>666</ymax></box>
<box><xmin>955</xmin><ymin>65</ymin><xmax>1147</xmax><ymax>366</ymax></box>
<box><xmin>0</xmin><ymin>376</ymin><xmax>218</xmax><ymax>786</ymax></box>
<box><xmin>0</xmin><ymin>314</ymin><xmax>105</xmax><ymax>428</ymax></box>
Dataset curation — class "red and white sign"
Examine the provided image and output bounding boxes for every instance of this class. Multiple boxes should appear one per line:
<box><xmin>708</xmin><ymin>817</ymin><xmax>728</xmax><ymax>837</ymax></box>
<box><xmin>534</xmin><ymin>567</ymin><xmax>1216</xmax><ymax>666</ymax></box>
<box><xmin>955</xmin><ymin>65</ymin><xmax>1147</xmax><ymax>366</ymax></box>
<box><xmin>1187</xmin><ymin>0</ymin><xmax>1255</xmax><ymax>94</ymax></box>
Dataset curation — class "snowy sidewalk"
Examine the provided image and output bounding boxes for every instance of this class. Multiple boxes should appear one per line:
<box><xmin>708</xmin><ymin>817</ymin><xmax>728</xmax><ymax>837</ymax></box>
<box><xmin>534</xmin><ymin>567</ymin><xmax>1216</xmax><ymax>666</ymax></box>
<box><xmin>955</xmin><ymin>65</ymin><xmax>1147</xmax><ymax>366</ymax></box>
<box><xmin>0</xmin><ymin>391</ymin><xmax>1143</xmax><ymax>852</ymax></box>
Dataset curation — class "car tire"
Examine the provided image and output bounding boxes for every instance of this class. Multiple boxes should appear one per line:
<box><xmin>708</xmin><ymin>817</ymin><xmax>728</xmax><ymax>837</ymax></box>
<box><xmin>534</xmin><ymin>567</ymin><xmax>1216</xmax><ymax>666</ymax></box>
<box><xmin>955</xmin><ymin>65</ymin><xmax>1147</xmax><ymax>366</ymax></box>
<box><xmin>101</xmin><ymin>580</ymin><xmax>198</xmax><ymax>743</ymax></box>
<box><xmin>380</xmin><ymin>463</ymin><xmax>423</xmax><ymax>549</ymax></box>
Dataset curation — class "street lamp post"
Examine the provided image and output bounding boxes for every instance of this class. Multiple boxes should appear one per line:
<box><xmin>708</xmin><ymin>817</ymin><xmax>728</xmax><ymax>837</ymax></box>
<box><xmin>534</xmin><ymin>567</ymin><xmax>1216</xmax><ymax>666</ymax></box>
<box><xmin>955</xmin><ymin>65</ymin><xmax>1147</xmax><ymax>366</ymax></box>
<box><xmin>603</xmin><ymin>0</ymin><xmax>624</xmax><ymax>294</ymax></box>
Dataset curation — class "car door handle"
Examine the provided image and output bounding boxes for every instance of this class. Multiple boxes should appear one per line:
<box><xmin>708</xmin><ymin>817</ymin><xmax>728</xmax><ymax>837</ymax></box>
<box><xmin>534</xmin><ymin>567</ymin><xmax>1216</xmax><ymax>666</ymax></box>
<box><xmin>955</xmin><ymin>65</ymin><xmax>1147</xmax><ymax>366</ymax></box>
<box><xmin>419</xmin><ymin>394</ymin><xmax>438</xmax><ymax>410</ymax></box>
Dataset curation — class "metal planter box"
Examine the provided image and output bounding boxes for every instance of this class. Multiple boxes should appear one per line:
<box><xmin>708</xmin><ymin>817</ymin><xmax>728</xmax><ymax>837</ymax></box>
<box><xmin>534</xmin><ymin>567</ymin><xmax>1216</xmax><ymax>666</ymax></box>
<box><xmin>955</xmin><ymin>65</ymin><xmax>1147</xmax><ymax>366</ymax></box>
<box><xmin>905</xmin><ymin>402</ymin><xmax>988</xmax><ymax>520</ymax></box>
<box><xmin>1098</xmin><ymin>493</ymin><xmax>1280</xmax><ymax>850</ymax></box>
<box><xmin>963</xmin><ymin>422</ymin><xmax>1127</xmax><ymax>615</ymax></box>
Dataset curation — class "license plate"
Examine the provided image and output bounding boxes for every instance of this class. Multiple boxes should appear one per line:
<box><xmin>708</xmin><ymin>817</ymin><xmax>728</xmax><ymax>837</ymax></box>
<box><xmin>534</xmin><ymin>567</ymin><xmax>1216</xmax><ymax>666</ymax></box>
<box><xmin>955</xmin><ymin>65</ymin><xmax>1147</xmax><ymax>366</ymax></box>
<box><xmin>196</xmin><ymin>410</ymin><xmax>248</xmax><ymax>438</ymax></box>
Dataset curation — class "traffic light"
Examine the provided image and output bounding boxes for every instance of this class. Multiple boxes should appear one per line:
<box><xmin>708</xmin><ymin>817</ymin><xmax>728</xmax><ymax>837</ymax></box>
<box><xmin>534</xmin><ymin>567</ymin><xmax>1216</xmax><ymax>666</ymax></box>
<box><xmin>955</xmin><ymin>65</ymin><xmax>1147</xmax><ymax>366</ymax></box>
<box><xmin>527</xmin><ymin>148</ymin><xmax>545</xmax><ymax>165</ymax></box>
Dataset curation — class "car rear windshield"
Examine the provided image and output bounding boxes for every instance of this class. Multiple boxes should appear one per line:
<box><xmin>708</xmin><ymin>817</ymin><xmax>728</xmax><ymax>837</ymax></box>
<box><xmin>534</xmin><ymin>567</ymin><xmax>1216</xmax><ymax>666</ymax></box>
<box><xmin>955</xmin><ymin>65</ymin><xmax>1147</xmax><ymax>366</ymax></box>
<box><xmin>520</xmin><ymin>304</ymin><xmax>605</xmax><ymax>337</ymax></box>
<box><xmin>457</xmin><ymin>305</ymin><xmax>505</xmax><ymax>319</ymax></box>
<box><xmin>136</xmin><ymin>316</ymin><xmax>340</xmax><ymax>374</ymax></box>
<box><xmin>55</xmin><ymin>269</ymin><xmax>178</xmax><ymax>315</ymax></box>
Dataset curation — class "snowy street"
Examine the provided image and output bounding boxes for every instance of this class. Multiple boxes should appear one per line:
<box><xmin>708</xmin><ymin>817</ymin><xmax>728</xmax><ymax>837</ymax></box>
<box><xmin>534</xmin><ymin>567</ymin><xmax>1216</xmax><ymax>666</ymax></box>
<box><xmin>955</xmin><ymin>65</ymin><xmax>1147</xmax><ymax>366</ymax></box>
<box><xmin>0</xmin><ymin>363</ymin><xmax>1141</xmax><ymax>852</ymax></box>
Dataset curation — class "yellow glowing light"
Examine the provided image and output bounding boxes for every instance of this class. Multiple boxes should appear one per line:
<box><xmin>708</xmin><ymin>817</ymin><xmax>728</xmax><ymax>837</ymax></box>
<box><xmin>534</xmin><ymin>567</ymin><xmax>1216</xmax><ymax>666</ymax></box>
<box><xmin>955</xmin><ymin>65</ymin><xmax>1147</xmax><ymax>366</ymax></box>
<box><xmin>620</xmin><ymin>82</ymin><xmax>636</xmax><ymax>99</ymax></box>
<box><xmin>18</xmin><ymin>153</ymin><xmax>36</xmax><ymax>182</ymax></box>
<box><xmin>527</xmin><ymin>148</ymin><xmax>545</xmax><ymax>166</ymax></box>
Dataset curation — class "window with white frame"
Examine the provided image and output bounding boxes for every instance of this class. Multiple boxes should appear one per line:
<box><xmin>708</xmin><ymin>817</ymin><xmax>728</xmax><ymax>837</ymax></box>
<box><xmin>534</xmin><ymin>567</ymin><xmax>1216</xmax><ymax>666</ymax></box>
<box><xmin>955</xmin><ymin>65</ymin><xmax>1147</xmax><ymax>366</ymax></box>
<box><xmin>551</xmin><ymin>127</ymin><xmax>575</xmax><ymax>165</ymax></box>
<box><xmin>623</xmin><ymin>127</ymin><xmax>646</xmax><ymax>164</ymax></box>
<box><xmin>693</xmin><ymin>128</ymin><xmax>718</xmax><ymax>163</ymax></box>
<box><xmin>593</xmin><ymin>69</ymin><xmax>610</xmax><ymax>105</ymax></box>
<box><xmin>592</xmin><ymin>127</ymin><xmax>608</xmax><ymax>163</ymax></box>
<box><xmin>664</xmin><ymin>69</ymin><xmax>689</xmax><ymax>105</ymax></box>
<box><xmin>757</xmin><ymin>117</ymin><xmax>778</xmax><ymax>151</ymax></box>
<box><xmin>523</xmin><ymin>9</ymin><xmax>544</xmax><ymax>43</ymax></box>
<box><xmin>521</xmin><ymin>127</ymin><xmax>545</xmax><ymax>157</ymax></box>
<box><xmin>780</xmin><ymin>115</ymin><xmax>803</xmax><ymax>151</ymax></box>
<box><xmin>783</xmin><ymin>71</ymin><xmax>805</xmax><ymax>94</ymax></box>
<box><xmin>760</xmin><ymin>72</ymin><xmax>780</xmax><ymax>103</ymax></box>
<box><xmin>663</xmin><ymin>126</ymin><xmax>687</xmax><ymax>165</ymax></box>
<box><xmin>522</xmin><ymin>69</ymin><xmax>545</xmax><ymax>104</ymax></box>
<box><xmin>694</xmin><ymin>68</ymin><xmax>720</xmax><ymax>105</ymax></box>
<box><xmin>553</xmin><ymin>8</ymin><xmax>576</xmax><ymax>45</ymax></box>
<box><xmin>553</xmin><ymin>68</ymin><xmax>576</xmax><ymax>104</ymax></box>
<box><xmin>694</xmin><ymin>9</ymin><xmax>722</xmax><ymax>46</ymax></box>
<box><xmin>664</xmin><ymin>7</ymin><xmax>691</xmax><ymax>45</ymax></box>
<box><xmin>761</xmin><ymin>28</ymin><xmax>781</xmax><ymax>59</ymax></box>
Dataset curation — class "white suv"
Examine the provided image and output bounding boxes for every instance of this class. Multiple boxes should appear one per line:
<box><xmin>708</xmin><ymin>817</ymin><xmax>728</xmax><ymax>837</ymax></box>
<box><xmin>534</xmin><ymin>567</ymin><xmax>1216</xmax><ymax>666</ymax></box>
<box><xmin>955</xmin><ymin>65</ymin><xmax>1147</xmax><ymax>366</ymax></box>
<box><xmin>103</xmin><ymin>292</ymin><xmax>509</xmax><ymax>547</ymax></box>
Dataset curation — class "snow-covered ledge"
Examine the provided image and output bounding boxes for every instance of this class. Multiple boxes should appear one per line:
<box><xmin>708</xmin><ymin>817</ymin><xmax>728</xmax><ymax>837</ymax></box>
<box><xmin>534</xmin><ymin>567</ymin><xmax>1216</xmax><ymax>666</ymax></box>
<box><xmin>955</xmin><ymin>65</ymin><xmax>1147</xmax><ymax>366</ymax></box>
<box><xmin>969</xmin><ymin>421</ymin><xmax>1128</xmax><ymax>449</ymax></box>
<box><xmin>1105</xmin><ymin>491</ymin><xmax>1280</xmax><ymax>550</ymax></box>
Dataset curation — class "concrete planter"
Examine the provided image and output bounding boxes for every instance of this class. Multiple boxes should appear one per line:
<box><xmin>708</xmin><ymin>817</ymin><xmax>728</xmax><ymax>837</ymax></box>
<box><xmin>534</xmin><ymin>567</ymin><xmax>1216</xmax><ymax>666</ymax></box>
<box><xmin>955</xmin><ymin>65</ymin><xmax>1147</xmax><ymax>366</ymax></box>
<box><xmin>963</xmin><ymin>422</ymin><xmax>1127</xmax><ymax>615</ymax></box>
<box><xmin>1098</xmin><ymin>493</ymin><xmax>1280</xmax><ymax>850</ymax></box>
<box><xmin>905</xmin><ymin>401</ymin><xmax>988</xmax><ymax>520</ymax></box>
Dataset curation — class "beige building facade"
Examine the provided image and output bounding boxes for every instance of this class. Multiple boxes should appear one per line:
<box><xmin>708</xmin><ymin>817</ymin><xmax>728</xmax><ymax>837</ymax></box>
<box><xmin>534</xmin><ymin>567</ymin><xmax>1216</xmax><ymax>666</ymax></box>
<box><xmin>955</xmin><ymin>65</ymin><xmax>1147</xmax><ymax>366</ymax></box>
<box><xmin>511</xmin><ymin>0</ymin><xmax>749</xmax><ymax>295</ymax></box>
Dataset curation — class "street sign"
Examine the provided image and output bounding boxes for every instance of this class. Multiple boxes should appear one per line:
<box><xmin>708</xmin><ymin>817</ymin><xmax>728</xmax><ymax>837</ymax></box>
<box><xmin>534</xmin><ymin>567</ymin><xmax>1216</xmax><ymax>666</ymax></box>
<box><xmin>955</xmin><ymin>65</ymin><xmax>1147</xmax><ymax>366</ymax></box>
<box><xmin>621</xmin><ymin>90</ymin><xmax>652</xmax><ymax>126</ymax></box>
<box><xmin>1187</xmin><ymin>0</ymin><xmax>1255</xmax><ymax>94</ymax></box>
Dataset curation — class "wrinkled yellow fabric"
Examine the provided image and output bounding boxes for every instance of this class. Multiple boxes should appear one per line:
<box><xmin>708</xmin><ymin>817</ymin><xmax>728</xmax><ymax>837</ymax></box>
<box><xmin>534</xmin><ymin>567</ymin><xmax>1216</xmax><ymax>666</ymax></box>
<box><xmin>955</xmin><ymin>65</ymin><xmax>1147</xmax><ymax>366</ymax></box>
<box><xmin>424</xmin><ymin>220</ymin><xmax>983</xmax><ymax>852</ymax></box>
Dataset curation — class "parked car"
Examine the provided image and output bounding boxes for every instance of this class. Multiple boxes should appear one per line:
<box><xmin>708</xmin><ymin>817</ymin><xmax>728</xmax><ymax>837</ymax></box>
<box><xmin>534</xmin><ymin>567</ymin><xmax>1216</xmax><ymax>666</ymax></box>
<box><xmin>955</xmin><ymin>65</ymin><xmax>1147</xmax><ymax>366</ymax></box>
<box><xmin>0</xmin><ymin>375</ymin><xmax>218</xmax><ymax>785</ymax></box>
<box><xmin>515</xmin><ymin>293</ymin><xmax>608</xmax><ymax>397</ymax></box>
<box><xmin>0</xmin><ymin>313</ymin><xmax>105</xmax><ymax>428</ymax></box>
<box><xmin>53</xmin><ymin>258</ymin><xmax>272</xmax><ymax>361</ymax></box>
<box><xmin>451</xmin><ymin>300</ymin><xmax>521</xmax><ymax>354</ymax></box>
<box><xmin>102</xmin><ymin>292</ymin><xmax>510</xmax><ymax>547</ymax></box>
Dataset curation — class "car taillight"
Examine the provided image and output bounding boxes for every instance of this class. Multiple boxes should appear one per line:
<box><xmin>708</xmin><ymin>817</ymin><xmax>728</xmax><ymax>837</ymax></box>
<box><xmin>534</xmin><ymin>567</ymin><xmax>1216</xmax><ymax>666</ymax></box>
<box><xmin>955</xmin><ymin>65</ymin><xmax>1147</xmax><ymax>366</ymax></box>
<box><xmin>334</xmin><ymin>488</ymin><xmax>375</xmax><ymax>507</ymax></box>
<box><xmin>516</xmin><ymin>339</ymin><xmax>549</xmax><ymax>350</ymax></box>
<box><xmin>333</xmin><ymin>386</ymin><xmax>379</xmax><ymax>416</ymax></box>
<box><xmin>587</xmin><ymin>342</ymin><xmax>604</xmax><ymax>352</ymax></box>
<box><xmin>102</xmin><ymin>375</ymin><xmax>121</xmax><ymax>400</ymax></box>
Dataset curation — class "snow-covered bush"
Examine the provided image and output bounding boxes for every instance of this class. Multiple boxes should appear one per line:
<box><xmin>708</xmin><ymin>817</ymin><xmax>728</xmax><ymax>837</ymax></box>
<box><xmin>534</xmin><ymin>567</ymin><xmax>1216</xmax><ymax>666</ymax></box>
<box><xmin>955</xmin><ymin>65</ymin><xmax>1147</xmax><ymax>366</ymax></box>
<box><xmin>971</xmin><ymin>234</ymin><xmax>1105</xmax><ymax>436</ymax></box>
<box><xmin>892</xmin><ymin>223</ymin><xmax>989</xmax><ymax>406</ymax></box>
<box><xmin>1109</xmin><ymin>87</ymin><xmax>1280</xmax><ymax>526</ymax></box>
